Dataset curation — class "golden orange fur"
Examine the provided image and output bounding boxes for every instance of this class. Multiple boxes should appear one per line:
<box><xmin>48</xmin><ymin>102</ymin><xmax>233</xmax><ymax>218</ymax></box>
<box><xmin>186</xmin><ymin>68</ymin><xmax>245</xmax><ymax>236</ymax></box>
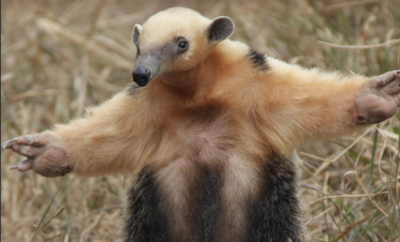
<box><xmin>46</xmin><ymin>38</ymin><xmax>366</xmax><ymax>176</ymax></box>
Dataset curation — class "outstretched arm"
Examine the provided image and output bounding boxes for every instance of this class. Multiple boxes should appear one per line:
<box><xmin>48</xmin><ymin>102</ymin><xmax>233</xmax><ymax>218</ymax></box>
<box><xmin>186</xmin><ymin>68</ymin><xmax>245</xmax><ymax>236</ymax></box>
<box><xmin>2</xmin><ymin>90</ymin><xmax>158</xmax><ymax>177</ymax></box>
<box><xmin>261</xmin><ymin>58</ymin><xmax>400</xmax><ymax>149</ymax></box>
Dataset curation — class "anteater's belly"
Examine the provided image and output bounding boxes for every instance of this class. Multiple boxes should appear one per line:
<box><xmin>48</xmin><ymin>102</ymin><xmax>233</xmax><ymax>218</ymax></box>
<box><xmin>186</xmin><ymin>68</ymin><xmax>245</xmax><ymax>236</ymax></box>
<box><xmin>123</xmin><ymin>152</ymin><xmax>303</xmax><ymax>242</ymax></box>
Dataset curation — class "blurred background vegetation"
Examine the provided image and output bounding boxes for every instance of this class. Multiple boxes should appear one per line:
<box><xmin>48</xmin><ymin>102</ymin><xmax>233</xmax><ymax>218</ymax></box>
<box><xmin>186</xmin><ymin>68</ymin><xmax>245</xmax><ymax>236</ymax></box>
<box><xmin>1</xmin><ymin>0</ymin><xmax>399</xmax><ymax>241</ymax></box>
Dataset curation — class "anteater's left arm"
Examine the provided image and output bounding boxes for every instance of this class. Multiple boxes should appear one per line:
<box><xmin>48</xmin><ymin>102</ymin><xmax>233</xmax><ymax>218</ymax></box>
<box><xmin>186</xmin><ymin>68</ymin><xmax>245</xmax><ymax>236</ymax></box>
<box><xmin>261</xmin><ymin>58</ymin><xmax>399</xmax><ymax>148</ymax></box>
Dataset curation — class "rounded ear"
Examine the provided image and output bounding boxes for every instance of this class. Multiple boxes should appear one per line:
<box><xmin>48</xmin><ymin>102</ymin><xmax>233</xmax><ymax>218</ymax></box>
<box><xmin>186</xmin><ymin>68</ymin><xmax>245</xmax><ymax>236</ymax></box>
<box><xmin>207</xmin><ymin>16</ymin><xmax>235</xmax><ymax>43</ymax></box>
<box><xmin>132</xmin><ymin>24</ymin><xmax>142</xmax><ymax>45</ymax></box>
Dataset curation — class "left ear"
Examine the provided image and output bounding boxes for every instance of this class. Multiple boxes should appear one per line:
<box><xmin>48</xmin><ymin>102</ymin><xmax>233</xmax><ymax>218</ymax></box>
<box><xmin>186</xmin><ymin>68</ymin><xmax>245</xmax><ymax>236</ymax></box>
<box><xmin>207</xmin><ymin>16</ymin><xmax>235</xmax><ymax>43</ymax></box>
<box><xmin>132</xmin><ymin>24</ymin><xmax>142</xmax><ymax>46</ymax></box>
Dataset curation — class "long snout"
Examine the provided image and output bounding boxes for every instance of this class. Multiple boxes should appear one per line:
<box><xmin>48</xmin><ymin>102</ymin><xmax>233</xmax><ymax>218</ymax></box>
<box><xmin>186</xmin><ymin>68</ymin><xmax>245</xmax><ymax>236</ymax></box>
<box><xmin>132</xmin><ymin>53</ymin><xmax>162</xmax><ymax>87</ymax></box>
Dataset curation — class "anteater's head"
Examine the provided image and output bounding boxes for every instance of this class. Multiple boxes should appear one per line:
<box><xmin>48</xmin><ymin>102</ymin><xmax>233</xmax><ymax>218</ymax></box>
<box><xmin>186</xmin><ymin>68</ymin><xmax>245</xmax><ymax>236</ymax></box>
<box><xmin>131</xmin><ymin>7</ymin><xmax>235</xmax><ymax>87</ymax></box>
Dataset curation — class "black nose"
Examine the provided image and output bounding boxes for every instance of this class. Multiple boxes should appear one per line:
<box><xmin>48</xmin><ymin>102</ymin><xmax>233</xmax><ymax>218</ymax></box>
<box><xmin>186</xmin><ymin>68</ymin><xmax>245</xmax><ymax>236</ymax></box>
<box><xmin>132</xmin><ymin>68</ymin><xmax>151</xmax><ymax>87</ymax></box>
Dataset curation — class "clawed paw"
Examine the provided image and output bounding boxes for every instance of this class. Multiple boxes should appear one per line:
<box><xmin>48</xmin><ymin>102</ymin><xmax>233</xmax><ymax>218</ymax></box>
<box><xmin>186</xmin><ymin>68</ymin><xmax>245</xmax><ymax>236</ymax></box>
<box><xmin>2</xmin><ymin>134</ymin><xmax>72</xmax><ymax>177</ymax></box>
<box><xmin>355</xmin><ymin>70</ymin><xmax>400</xmax><ymax>124</ymax></box>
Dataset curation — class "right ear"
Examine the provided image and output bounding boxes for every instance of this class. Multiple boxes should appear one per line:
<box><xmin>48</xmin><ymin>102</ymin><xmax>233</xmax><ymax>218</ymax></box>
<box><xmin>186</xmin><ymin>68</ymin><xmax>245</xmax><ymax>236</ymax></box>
<box><xmin>207</xmin><ymin>16</ymin><xmax>235</xmax><ymax>43</ymax></box>
<box><xmin>132</xmin><ymin>24</ymin><xmax>142</xmax><ymax>46</ymax></box>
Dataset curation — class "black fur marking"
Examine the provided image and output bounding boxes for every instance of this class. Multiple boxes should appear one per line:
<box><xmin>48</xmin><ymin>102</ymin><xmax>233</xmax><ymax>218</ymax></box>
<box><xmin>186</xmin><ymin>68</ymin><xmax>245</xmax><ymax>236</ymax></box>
<box><xmin>123</xmin><ymin>167</ymin><xmax>168</xmax><ymax>242</ymax></box>
<box><xmin>248</xmin><ymin>152</ymin><xmax>303</xmax><ymax>242</ymax></box>
<box><xmin>248</xmin><ymin>49</ymin><xmax>269</xmax><ymax>71</ymax></box>
<box><xmin>123</xmin><ymin>164</ymin><xmax>223</xmax><ymax>242</ymax></box>
<box><xmin>185</xmin><ymin>163</ymin><xmax>223</xmax><ymax>242</ymax></box>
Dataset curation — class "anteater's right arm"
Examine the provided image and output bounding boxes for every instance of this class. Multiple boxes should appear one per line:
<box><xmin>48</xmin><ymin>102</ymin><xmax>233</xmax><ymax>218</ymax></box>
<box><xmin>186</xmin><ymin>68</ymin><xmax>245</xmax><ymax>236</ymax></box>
<box><xmin>2</xmin><ymin>90</ymin><xmax>157</xmax><ymax>177</ymax></box>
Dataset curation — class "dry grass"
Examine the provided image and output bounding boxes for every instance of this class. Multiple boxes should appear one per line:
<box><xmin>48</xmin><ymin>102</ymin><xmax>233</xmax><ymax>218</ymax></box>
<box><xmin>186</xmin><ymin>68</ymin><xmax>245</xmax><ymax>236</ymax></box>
<box><xmin>1</xmin><ymin>0</ymin><xmax>399</xmax><ymax>241</ymax></box>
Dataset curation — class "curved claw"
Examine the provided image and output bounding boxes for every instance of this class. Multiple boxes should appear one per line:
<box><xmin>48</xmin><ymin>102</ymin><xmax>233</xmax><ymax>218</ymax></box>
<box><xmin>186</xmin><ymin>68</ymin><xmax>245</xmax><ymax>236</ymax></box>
<box><xmin>2</xmin><ymin>138</ymin><xmax>17</xmax><ymax>151</ymax></box>
<box><xmin>2</xmin><ymin>134</ymin><xmax>44</xmax><ymax>151</ymax></box>
<box><xmin>9</xmin><ymin>159</ymin><xmax>33</xmax><ymax>172</ymax></box>
<box><xmin>376</xmin><ymin>71</ymin><xmax>400</xmax><ymax>87</ymax></box>
<box><xmin>29</xmin><ymin>136</ymin><xmax>39</xmax><ymax>146</ymax></box>
<box><xmin>9</xmin><ymin>164</ymin><xmax>18</xmax><ymax>170</ymax></box>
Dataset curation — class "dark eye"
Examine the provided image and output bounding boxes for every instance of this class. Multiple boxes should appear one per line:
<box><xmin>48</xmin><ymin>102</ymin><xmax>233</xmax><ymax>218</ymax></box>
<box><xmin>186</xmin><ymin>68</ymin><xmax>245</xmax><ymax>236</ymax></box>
<box><xmin>177</xmin><ymin>38</ymin><xmax>189</xmax><ymax>53</ymax></box>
